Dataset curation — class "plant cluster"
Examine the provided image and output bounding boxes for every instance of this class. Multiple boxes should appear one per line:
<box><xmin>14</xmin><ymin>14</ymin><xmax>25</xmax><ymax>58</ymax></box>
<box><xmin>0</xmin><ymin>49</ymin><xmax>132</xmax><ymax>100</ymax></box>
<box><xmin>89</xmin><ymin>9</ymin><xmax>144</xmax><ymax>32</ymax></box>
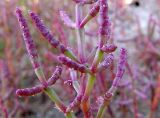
<box><xmin>15</xmin><ymin>0</ymin><xmax>127</xmax><ymax>118</ymax></box>
<box><xmin>0</xmin><ymin>0</ymin><xmax>160</xmax><ymax>118</ymax></box>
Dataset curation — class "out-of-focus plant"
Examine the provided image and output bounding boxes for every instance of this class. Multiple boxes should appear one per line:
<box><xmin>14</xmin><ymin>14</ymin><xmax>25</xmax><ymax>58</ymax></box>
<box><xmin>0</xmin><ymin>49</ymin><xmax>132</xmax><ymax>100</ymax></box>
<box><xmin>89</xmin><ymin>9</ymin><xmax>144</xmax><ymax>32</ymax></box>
<box><xmin>0</xmin><ymin>0</ymin><xmax>160</xmax><ymax>118</ymax></box>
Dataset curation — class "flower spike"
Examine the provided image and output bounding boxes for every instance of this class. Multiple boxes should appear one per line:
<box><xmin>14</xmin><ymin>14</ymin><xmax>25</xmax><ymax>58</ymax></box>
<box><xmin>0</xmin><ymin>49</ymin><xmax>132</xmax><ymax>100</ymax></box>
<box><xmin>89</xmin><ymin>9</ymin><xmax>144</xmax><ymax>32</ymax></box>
<box><xmin>58</xmin><ymin>55</ymin><xmax>90</xmax><ymax>73</ymax></box>
<box><xmin>16</xmin><ymin>85</ymin><xmax>44</xmax><ymax>96</ymax></box>
<box><xmin>16</xmin><ymin>8</ymin><xmax>47</xmax><ymax>85</ymax></box>
<box><xmin>80</xmin><ymin>1</ymin><xmax>100</xmax><ymax>28</ymax></box>
<box><xmin>28</xmin><ymin>11</ymin><xmax>78</xmax><ymax>61</ymax></box>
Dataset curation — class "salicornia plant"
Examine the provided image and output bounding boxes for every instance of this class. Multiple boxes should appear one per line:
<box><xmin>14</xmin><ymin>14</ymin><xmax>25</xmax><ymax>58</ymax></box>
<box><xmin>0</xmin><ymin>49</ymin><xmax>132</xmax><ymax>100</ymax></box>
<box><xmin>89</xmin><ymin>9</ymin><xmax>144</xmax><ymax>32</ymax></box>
<box><xmin>15</xmin><ymin>0</ymin><xmax>127</xmax><ymax>118</ymax></box>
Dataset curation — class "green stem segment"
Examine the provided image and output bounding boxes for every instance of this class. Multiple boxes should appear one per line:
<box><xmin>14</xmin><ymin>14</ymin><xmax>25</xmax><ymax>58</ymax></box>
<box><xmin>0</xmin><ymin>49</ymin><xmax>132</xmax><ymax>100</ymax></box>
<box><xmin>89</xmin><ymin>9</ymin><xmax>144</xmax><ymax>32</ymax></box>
<box><xmin>64</xmin><ymin>50</ymin><xmax>79</xmax><ymax>62</ymax></box>
<box><xmin>84</xmin><ymin>74</ymin><xmax>96</xmax><ymax>97</ymax></box>
<box><xmin>81</xmin><ymin>48</ymin><xmax>104</xmax><ymax>117</ymax></box>
<box><xmin>44</xmin><ymin>87</ymin><xmax>75</xmax><ymax>118</ymax></box>
<box><xmin>91</xmin><ymin>49</ymin><xmax>104</xmax><ymax>72</ymax></box>
<box><xmin>35</xmin><ymin>67</ymin><xmax>47</xmax><ymax>86</ymax></box>
<box><xmin>44</xmin><ymin>87</ymin><xmax>66</xmax><ymax>112</ymax></box>
<box><xmin>66</xmin><ymin>112</ymin><xmax>76</xmax><ymax>118</ymax></box>
<box><xmin>83</xmin><ymin>48</ymin><xmax>104</xmax><ymax>99</ymax></box>
<box><xmin>81</xmin><ymin>74</ymin><xmax>96</xmax><ymax>117</ymax></box>
<box><xmin>96</xmin><ymin>104</ymin><xmax>106</xmax><ymax>118</ymax></box>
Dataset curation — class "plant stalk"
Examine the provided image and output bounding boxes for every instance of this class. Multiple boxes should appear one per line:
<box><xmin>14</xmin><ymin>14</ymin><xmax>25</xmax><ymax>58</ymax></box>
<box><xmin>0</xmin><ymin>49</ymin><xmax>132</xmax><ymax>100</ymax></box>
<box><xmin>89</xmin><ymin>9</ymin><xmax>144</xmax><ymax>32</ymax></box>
<box><xmin>76</xmin><ymin>4</ymin><xmax>85</xmax><ymax>62</ymax></box>
<box><xmin>44</xmin><ymin>87</ymin><xmax>75</xmax><ymax>118</ymax></box>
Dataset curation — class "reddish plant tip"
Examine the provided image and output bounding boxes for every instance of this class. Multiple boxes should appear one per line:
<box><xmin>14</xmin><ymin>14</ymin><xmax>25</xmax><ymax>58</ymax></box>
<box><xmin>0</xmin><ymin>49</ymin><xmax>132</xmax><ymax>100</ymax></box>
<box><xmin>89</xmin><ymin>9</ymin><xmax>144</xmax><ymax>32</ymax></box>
<box><xmin>101</xmin><ymin>44</ymin><xmax>117</xmax><ymax>53</ymax></box>
<box><xmin>58</xmin><ymin>56</ymin><xmax>87</xmax><ymax>73</ymax></box>
<box><xmin>16</xmin><ymin>85</ymin><xmax>44</xmax><ymax>96</ymax></box>
<box><xmin>16</xmin><ymin>7</ymin><xmax>40</xmax><ymax>69</ymax></box>
<box><xmin>112</xmin><ymin>48</ymin><xmax>127</xmax><ymax>87</ymax></box>
<box><xmin>47</xmin><ymin>66</ymin><xmax>62</xmax><ymax>86</ymax></box>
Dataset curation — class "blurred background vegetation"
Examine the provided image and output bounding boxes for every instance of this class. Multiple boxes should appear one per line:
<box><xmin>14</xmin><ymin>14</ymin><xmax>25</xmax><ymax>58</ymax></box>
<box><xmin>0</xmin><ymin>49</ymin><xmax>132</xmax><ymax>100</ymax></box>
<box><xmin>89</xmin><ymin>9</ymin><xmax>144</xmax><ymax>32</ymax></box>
<box><xmin>0</xmin><ymin>0</ymin><xmax>160</xmax><ymax>118</ymax></box>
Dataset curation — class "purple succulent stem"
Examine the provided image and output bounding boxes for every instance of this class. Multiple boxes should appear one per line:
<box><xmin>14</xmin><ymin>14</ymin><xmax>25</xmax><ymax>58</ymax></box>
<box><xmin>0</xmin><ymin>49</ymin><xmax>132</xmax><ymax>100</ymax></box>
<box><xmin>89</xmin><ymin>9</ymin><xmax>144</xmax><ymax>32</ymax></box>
<box><xmin>16</xmin><ymin>8</ymin><xmax>74</xmax><ymax>116</ymax></box>
<box><xmin>97</xmin><ymin>53</ymin><xmax>114</xmax><ymax>72</ymax></box>
<box><xmin>16</xmin><ymin>7</ymin><xmax>47</xmax><ymax>86</ymax></box>
<box><xmin>66</xmin><ymin>72</ymin><xmax>87</xmax><ymax>113</ymax></box>
<box><xmin>66</xmin><ymin>94</ymin><xmax>83</xmax><ymax>112</ymax></box>
<box><xmin>81</xmin><ymin>1</ymin><xmax>112</xmax><ymax>117</ymax></box>
<box><xmin>101</xmin><ymin>44</ymin><xmax>117</xmax><ymax>53</ymax></box>
<box><xmin>112</xmin><ymin>48</ymin><xmax>127</xmax><ymax>87</ymax></box>
<box><xmin>28</xmin><ymin>10</ymin><xmax>78</xmax><ymax>62</ymax></box>
<box><xmin>91</xmin><ymin>0</ymin><xmax>111</xmax><ymax>72</ymax></box>
<box><xmin>97</xmin><ymin>48</ymin><xmax>127</xmax><ymax>118</ymax></box>
<box><xmin>98</xmin><ymin>0</ymin><xmax>111</xmax><ymax>47</ymax></box>
<box><xmin>47</xmin><ymin>66</ymin><xmax>62</xmax><ymax>86</ymax></box>
<box><xmin>80</xmin><ymin>1</ymin><xmax>100</xmax><ymax>28</ymax></box>
<box><xmin>16</xmin><ymin>8</ymin><xmax>40</xmax><ymax>69</ymax></box>
<box><xmin>16</xmin><ymin>85</ymin><xmax>44</xmax><ymax>96</ymax></box>
<box><xmin>16</xmin><ymin>66</ymin><xmax>62</xmax><ymax>97</ymax></box>
<box><xmin>118</xmin><ymin>80</ymin><xmax>131</xmax><ymax>88</ymax></box>
<box><xmin>58</xmin><ymin>55</ymin><xmax>91</xmax><ymax>73</ymax></box>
